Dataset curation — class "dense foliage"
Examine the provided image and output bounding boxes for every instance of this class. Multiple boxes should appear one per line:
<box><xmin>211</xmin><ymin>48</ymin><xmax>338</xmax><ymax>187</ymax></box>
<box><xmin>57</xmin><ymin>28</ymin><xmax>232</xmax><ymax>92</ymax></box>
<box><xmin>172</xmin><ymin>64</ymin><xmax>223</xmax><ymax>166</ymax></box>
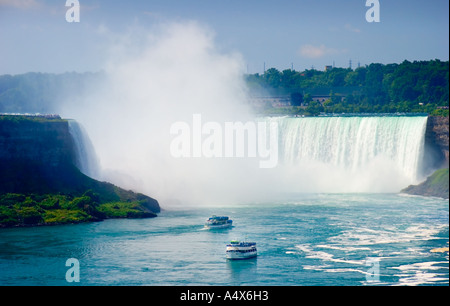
<box><xmin>0</xmin><ymin>191</ymin><xmax>157</xmax><ymax>227</ymax></box>
<box><xmin>246</xmin><ymin>60</ymin><xmax>449</xmax><ymax>116</ymax></box>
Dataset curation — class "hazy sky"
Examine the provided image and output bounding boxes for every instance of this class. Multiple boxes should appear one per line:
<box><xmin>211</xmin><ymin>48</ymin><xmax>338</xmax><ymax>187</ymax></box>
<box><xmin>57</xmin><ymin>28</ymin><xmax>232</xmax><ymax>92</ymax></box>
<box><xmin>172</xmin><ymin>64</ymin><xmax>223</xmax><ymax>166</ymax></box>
<box><xmin>0</xmin><ymin>0</ymin><xmax>448</xmax><ymax>75</ymax></box>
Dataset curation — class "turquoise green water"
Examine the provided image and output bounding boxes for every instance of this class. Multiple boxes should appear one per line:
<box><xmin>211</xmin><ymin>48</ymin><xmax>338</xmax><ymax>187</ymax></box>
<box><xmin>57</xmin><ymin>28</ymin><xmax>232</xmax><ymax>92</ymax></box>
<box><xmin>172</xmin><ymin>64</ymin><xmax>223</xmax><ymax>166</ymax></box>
<box><xmin>0</xmin><ymin>193</ymin><xmax>448</xmax><ymax>286</ymax></box>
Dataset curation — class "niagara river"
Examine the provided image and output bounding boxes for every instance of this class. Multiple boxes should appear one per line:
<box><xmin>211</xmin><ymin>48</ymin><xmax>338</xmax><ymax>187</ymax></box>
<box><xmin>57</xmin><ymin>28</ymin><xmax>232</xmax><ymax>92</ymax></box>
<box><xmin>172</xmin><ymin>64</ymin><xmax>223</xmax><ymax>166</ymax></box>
<box><xmin>0</xmin><ymin>193</ymin><xmax>448</xmax><ymax>286</ymax></box>
<box><xmin>0</xmin><ymin>116</ymin><xmax>448</xmax><ymax>286</ymax></box>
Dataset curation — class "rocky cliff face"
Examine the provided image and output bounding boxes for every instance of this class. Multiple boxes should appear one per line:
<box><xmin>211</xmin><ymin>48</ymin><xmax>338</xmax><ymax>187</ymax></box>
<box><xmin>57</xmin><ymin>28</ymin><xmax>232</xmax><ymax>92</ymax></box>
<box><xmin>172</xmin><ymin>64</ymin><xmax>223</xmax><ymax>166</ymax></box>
<box><xmin>402</xmin><ymin>168</ymin><xmax>449</xmax><ymax>199</ymax></box>
<box><xmin>0</xmin><ymin>116</ymin><xmax>76</xmax><ymax>167</ymax></box>
<box><xmin>0</xmin><ymin>116</ymin><xmax>78</xmax><ymax>194</ymax></box>
<box><xmin>0</xmin><ymin>115</ymin><xmax>160</xmax><ymax>214</ymax></box>
<box><xmin>425</xmin><ymin>116</ymin><xmax>449</xmax><ymax>169</ymax></box>
<box><xmin>402</xmin><ymin>116</ymin><xmax>449</xmax><ymax>199</ymax></box>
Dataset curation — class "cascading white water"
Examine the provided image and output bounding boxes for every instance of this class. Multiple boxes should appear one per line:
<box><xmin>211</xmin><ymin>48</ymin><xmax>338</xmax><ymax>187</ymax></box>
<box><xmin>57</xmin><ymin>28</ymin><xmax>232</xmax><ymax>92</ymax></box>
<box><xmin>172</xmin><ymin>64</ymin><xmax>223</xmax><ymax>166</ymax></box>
<box><xmin>66</xmin><ymin>114</ymin><xmax>429</xmax><ymax>204</ymax></box>
<box><xmin>68</xmin><ymin>120</ymin><xmax>100</xmax><ymax>179</ymax></box>
<box><xmin>270</xmin><ymin>116</ymin><xmax>428</xmax><ymax>185</ymax></box>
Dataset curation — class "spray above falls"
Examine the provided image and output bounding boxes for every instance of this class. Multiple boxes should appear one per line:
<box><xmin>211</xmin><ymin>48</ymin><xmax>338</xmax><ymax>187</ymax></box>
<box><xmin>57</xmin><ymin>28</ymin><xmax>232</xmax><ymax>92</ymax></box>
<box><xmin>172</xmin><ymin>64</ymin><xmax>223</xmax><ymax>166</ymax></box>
<box><xmin>59</xmin><ymin>21</ymin><xmax>432</xmax><ymax>206</ymax></box>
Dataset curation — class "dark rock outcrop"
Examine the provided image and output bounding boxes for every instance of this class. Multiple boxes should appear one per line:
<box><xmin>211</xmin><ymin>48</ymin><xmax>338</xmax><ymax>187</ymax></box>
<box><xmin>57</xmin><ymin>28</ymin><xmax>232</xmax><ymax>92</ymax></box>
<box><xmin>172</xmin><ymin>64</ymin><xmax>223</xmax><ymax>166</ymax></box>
<box><xmin>425</xmin><ymin>116</ymin><xmax>449</xmax><ymax>169</ymax></box>
<box><xmin>402</xmin><ymin>116</ymin><xmax>448</xmax><ymax>199</ymax></box>
<box><xmin>0</xmin><ymin>115</ymin><xmax>160</xmax><ymax>226</ymax></box>
<box><xmin>401</xmin><ymin>168</ymin><xmax>449</xmax><ymax>199</ymax></box>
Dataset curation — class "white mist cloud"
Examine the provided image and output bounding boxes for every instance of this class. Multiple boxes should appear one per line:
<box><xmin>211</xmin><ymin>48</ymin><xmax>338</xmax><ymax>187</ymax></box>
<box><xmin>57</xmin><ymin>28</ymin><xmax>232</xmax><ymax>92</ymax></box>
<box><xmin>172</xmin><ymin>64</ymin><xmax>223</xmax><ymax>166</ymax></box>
<box><xmin>60</xmin><ymin>21</ymin><xmax>424</xmax><ymax>208</ymax></box>
<box><xmin>61</xmin><ymin>21</ymin><xmax>260</xmax><ymax>206</ymax></box>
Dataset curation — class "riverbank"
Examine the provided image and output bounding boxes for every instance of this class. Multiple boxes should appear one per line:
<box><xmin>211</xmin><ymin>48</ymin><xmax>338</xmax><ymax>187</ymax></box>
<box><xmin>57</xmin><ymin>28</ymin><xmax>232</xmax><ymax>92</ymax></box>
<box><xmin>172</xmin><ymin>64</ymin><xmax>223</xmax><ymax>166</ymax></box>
<box><xmin>401</xmin><ymin>168</ymin><xmax>449</xmax><ymax>199</ymax></box>
<box><xmin>0</xmin><ymin>190</ymin><xmax>158</xmax><ymax>228</ymax></box>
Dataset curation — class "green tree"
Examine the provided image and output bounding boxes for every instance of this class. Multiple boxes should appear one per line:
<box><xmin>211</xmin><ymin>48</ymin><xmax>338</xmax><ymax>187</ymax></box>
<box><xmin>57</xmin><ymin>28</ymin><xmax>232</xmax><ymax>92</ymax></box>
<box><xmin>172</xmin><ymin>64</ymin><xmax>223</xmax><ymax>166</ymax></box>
<box><xmin>306</xmin><ymin>100</ymin><xmax>324</xmax><ymax>116</ymax></box>
<box><xmin>264</xmin><ymin>68</ymin><xmax>282</xmax><ymax>89</ymax></box>
<box><xmin>303</xmin><ymin>93</ymin><xmax>312</xmax><ymax>105</ymax></box>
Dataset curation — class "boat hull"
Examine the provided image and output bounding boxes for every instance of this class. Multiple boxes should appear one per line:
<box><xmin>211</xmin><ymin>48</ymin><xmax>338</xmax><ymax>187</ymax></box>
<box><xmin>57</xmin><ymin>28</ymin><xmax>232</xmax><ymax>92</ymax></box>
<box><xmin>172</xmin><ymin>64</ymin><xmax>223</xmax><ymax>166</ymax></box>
<box><xmin>226</xmin><ymin>242</ymin><xmax>257</xmax><ymax>260</ymax></box>
<box><xmin>226</xmin><ymin>251</ymin><xmax>257</xmax><ymax>260</ymax></box>
<box><xmin>204</xmin><ymin>223</ymin><xmax>233</xmax><ymax>229</ymax></box>
<box><xmin>205</xmin><ymin>216</ymin><xmax>232</xmax><ymax>229</ymax></box>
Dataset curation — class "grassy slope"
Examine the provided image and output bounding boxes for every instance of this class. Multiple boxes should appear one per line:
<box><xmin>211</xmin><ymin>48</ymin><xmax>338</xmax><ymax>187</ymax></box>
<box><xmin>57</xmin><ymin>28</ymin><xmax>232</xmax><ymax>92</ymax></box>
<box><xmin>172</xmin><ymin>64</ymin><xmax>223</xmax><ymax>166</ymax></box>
<box><xmin>0</xmin><ymin>165</ymin><xmax>160</xmax><ymax>227</ymax></box>
<box><xmin>401</xmin><ymin>168</ymin><xmax>449</xmax><ymax>199</ymax></box>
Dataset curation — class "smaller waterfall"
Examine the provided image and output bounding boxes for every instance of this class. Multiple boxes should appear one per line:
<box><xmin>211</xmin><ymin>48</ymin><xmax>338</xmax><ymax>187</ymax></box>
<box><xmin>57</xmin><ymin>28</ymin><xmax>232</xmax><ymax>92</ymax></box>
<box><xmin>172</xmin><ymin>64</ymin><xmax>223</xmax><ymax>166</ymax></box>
<box><xmin>68</xmin><ymin>120</ymin><xmax>100</xmax><ymax>179</ymax></box>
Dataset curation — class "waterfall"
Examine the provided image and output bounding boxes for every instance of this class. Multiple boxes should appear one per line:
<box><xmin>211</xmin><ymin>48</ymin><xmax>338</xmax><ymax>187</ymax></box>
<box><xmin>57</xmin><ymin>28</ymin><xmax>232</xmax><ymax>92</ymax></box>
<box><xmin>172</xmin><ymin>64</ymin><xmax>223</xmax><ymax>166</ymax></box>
<box><xmin>265</xmin><ymin>116</ymin><xmax>429</xmax><ymax>193</ymax></box>
<box><xmin>68</xmin><ymin>120</ymin><xmax>100</xmax><ymax>179</ymax></box>
<box><xmin>67</xmin><ymin>115</ymin><xmax>430</xmax><ymax>203</ymax></box>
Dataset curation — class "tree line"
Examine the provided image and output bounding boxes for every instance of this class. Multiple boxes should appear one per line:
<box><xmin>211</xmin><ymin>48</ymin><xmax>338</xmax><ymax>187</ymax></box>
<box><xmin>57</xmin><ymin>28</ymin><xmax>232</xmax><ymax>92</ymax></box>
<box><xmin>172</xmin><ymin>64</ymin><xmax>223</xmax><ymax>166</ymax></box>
<box><xmin>0</xmin><ymin>60</ymin><xmax>448</xmax><ymax>116</ymax></box>
<box><xmin>246</xmin><ymin>59</ymin><xmax>449</xmax><ymax>116</ymax></box>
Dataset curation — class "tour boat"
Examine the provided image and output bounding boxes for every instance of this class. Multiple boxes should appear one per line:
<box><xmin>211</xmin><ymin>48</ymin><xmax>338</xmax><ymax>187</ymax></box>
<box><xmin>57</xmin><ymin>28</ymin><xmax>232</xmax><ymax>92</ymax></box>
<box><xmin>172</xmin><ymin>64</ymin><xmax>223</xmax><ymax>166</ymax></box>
<box><xmin>226</xmin><ymin>240</ymin><xmax>258</xmax><ymax>259</ymax></box>
<box><xmin>204</xmin><ymin>216</ymin><xmax>233</xmax><ymax>229</ymax></box>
